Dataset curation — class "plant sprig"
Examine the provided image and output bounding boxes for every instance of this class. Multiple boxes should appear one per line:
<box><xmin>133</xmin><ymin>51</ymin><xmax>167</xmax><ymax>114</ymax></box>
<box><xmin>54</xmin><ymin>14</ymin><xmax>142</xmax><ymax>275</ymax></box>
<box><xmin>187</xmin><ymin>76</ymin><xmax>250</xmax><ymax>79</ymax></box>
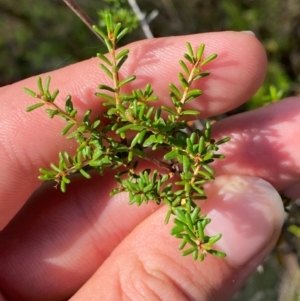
<box><xmin>24</xmin><ymin>14</ymin><xmax>230</xmax><ymax>261</ymax></box>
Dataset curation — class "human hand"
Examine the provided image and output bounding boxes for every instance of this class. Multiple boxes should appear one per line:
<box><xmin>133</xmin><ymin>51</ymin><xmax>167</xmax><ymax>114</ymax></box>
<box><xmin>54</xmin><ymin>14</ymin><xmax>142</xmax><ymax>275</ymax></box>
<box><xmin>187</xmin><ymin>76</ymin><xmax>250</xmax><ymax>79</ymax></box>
<box><xmin>0</xmin><ymin>31</ymin><xmax>298</xmax><ymax>301</ymax></box>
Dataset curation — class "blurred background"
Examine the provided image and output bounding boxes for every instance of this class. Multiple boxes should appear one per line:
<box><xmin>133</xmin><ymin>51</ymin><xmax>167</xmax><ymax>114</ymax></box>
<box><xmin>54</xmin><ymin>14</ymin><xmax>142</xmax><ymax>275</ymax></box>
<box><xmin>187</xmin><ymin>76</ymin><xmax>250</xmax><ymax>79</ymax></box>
<box><xmin>1</xmin><ymin>0</ymin><xmax>300</xmax><ymax>300</ymax></box>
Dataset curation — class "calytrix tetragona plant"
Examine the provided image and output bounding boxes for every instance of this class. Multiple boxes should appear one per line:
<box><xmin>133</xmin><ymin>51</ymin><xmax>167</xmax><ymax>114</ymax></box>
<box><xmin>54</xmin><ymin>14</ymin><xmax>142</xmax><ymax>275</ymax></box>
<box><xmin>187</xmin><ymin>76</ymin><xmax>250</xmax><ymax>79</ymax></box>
<box><xmin>24</xmin><ymin>14</ymin><xmax>230</xmax><ymax>262</ymax></box>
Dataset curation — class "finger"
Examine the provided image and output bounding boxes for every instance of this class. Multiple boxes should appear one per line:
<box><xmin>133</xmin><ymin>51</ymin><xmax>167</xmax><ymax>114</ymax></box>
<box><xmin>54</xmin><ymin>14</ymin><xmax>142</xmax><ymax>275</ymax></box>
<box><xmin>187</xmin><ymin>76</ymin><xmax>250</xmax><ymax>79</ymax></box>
<box><xmin>67</xmin><ymin>175</ymin><xmax>285</xmax><ymax>301</ymax></box>
<box><xmin>0</xmin><ymin>31</ymin><xmax>267</xmax><ymax>229</ymax></box>
<box><xmin>282</xmin><ymin>182</ymin><xmax>300</xmax><ymax>201</ymax></box>
<box><xmin>212</xmin><ymin>97</ymin><xmax>300</xmax><ymax>192</ymax></box>
<box><xmin>0</xmin><ymin>176</ymin><xmax>283</xmax><ymax>301</ymax></box>
<box><xmin>0</xmin><ymin>171</ymin><xmax>160</xmax><ymax>301</ymax></box>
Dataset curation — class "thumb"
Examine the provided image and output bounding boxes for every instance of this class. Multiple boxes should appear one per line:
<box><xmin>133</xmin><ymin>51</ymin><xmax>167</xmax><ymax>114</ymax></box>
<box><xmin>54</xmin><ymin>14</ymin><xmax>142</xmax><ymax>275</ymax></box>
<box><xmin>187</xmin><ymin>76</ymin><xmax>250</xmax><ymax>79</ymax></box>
<box><xmin>69</xmin><ymin>175</ymin><xmax>285</xmax><ymax>301</ymax></box>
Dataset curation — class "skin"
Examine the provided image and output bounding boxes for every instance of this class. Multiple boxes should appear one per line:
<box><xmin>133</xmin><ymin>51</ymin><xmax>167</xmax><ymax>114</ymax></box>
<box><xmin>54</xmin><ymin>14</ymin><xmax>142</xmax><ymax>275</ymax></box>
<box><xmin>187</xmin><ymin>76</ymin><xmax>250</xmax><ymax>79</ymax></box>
<box><xmin>0</xmin><ymin>31</ymin><xmax>298</xmax><ymax>301</ymax></box>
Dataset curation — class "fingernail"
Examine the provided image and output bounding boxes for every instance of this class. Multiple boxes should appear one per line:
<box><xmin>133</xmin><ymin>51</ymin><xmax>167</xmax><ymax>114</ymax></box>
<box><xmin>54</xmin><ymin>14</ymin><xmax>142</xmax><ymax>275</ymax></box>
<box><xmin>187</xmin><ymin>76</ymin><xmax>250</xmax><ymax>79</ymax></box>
<box><xmin>240</xmin><ymin>30</ymin><xmax>255</xmax><ymax>36</ymax></box>
<box><xmin>203</xmin><ymin>175</ymin><xmax>285</xmax><ymax>267</ymax></box>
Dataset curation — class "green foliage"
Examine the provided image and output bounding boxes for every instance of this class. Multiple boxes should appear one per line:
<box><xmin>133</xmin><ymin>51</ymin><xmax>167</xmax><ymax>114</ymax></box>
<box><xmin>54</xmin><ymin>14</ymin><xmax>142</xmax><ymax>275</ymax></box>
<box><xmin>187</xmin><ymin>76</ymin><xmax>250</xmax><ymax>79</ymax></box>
<box><xmin>97</xmin><ymin>0</ymin><xmax>138</xmax><ymax>33</ymax></box>
<box><xmin>245</xmin><ymin>62</ymin><xmax>290</xmax><ymax>110</ymax></box>
<box><xmin>288</xmin><ymin>225</ymin><xmax>300</xmax><ymax>239</ymax></box>
<box><xmin>2</xmin><ymin>0</ymin><xmax>299</xmax><ymax>101</ymax></box>
<box><xmin>25</xmin><ymin>15</ymin><xmax>230</xmax><ymax>262</ymax></box>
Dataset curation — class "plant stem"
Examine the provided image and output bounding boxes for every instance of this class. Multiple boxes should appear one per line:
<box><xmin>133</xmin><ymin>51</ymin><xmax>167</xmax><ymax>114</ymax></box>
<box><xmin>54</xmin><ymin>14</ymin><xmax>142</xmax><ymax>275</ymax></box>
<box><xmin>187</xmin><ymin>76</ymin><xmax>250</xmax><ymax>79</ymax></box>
<box><xmin>62</xmin><ymin>0</ymin><xmax>105</xmax><ymax>42</ymax></box>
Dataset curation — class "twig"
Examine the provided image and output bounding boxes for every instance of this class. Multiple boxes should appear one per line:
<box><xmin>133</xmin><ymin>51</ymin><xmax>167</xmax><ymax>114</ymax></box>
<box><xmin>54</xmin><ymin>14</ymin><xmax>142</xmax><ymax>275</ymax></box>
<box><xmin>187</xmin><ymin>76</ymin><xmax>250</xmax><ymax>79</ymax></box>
<box><xmin>62</xmin><ymin>0</ymin><xmax>104</xmax><ymax>43</ymax></box>
<box><xmin>127</xmin><ymin>0</ymin><xmax>155</xmax><ymax>39</ymax></box>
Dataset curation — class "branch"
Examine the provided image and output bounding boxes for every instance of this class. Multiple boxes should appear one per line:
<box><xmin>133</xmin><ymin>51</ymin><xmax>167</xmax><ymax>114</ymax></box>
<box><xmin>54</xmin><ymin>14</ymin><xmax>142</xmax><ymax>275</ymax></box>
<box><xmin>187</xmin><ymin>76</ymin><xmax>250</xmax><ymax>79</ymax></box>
<box><xmin>62</xmin><ymin>0</ymin><xmax>104</xmax><ymax>42</ymax></box>
<box><xmin>126</xmin><ymin>0</ymin><xmax>156</xmax><ymax>39</ymax></box>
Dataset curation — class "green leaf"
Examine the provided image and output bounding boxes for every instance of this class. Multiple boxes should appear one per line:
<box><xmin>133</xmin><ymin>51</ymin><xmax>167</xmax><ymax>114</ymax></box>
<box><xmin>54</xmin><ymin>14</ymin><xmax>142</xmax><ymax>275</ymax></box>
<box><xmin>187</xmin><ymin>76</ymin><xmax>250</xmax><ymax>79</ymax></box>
<box><xmin>132</xmin><ymin>148</ymin><xmax>146</xmax><ymax>158</ymax></box>
<box><xmin>131</xmin><ymin>130</ymin><xmax>146</xmax><ymax>147</ymax></box>
<box><xmin>197</xmin><ymin>169</ymin><xmax>214</xmax><ymax>180</ymax></box>
<box><xmin>113</xmin><ymin>22</ymin><xmax>122</xmax><ymax>38</ymax></box>
<box><xmin>201</xmin><ymin>53</ymin><xmax>218</xmax><ymax>66</ymax></box>
<box><xmin>107</xmin><ymin>108</ymin><xmax>118</xmax><ymax>116</ymax></box>
<box><xmin>190</xmin><ymin>206</ymin><xmax>201</xmax><ymax>222</ymax></box>
<box><xmin>202</xmin><ymin>163</ymin><xmax>215</xmax><ymax>175</ymax></box>
<box><xmin>146</xmin><ymin>96</ymin><xmax>158</xmax><ymax>101</ymax></box>
<box><xmin>186</xmin><ymin>42</ymin><xmax>194</xmax><ymax>59</ymax></box>
<box><xmin>63</xmin><ymin>152</ymin><xmax>74</xmax><ymax>165</ymax></box>
<box><xmin>203</xmin><ymin>152</ymin><xmax>214</xmax><ymax>161</ymax></box>
<box><xmin>116</xmin><ymin>124</ymin><xmax>144</xmax><ymax>134</ymax></box>
<box><xmin>50</xmin><ymin>163</ymin><xmax>61</xmax><ymax>173</ymax></box>
<box><xmin>65</xmin><ymin>95</ymin><xmax>73</xmax><ymax>113</ymax></box>
<box><xmin>169</xmin><ymin>83</ymin><xmax>182</xmax><ymax>99</ymax></box>
<box><xmin>197</xmin><ymin>220</ymin><xmax>205</xmax><ymax>241</ymax></box>
<box><xmin>39</xmin><ymin>168</ymin><xmax>57</xmax><ymax>176</ymax></box>
<box><xmin>105</xmin><ymin>14</ymin><xmax>113</xmax><ymax>35</ymax></box>
<box><xmin>143</xmin><ymin>135</ymin><xmax>157</xmax><ymax>147</ymax></box>
<box><xmin>179</xmin><ymin>60</ymin><xmax>190</xmax><ymax>76</ymax></box>
<box><xmin>100</xmin><ymin>63</ymin><xmax>113</xmax><ymax>79</ymax></box>
<box><xmin>51</xmin><ymin>89</ymin><xmax>59</xmax><ymax>101</ymax></box>
<box><xmin>145</xmin><ymin>106</ymin><xmax>154</xmax><ymax>119</ymax></box>
<box><xmin>38</xmin><ymin>174</ymin><xmax>54</xmax><ymax>181</ymax></box>
<box><xmin>178</xmin><ymin>237</ymin><xmax>188</xmax><ymax>250</ymax></box>
<box><xmin>45</xmin><ymin>109</ymin><xmax>59</xmax><ymax>119</ymax></box>
<box><xmin>204</xmin><ymin>121</ymin><xmax>211</xmax><ymax>140</ymax></box>
<box><xmin>79</xmin><ymin>168</ymin><xmax>91</xmax><ymax>179</ymax></box>
<box><xmin>165</xmin><ymin>208</ymin><xmax>172</xmax><ymax>224</ymax></box>
<box><xmin>137</xmin><ymin>129</ymin><xmax>147</xmax><ymax>144</ymax></box>
<box><xmin>37</xmin><ymin>77</ymin><xmax>44</xmax><ymax>93</ymax></box>
<box><xmin>182</xmin><ymin>247</ymin><xmax>197</xmax><ymax>256</ymax></box>
<box><xmin>92</xmin><ymin>119</ymin><xmax>101</xmax><ymax>130</ymax></box>
<box><xmin>95</xmin><ymin>92</ymin><xmax>115</xmax><ymax>103</ymax></box>
<box><xmin>116</xmin><ymin>27</ymin><xmax>129</xmax><ymax>42</ymax></box>
<box><xmin>68</xmin><ymin>109</ymin><xmax>77</xmax><ymax>117</ymax></box>
<box><xmin>61</xmin><ymin>122</ymin><xmax>75</xmax><ymax>135</ymax></box>
<box><xmin>83</xmin><ymin>109</ymin><xmax>92</xmax><ymax>125</ymax></box>
<box><xmin>172</xmin><ymin>224</ymin><xmax>184</xmax><ymax>235</ymax></box>
<box><xmin>182</xmin><ymin>155</ymin><xmax>191</xmax><ymax>173</ymax></box>
<box><xmin>93</xmin><ymin>25</ymin><xmax>108</xmax><ymax>40</ymax></box>
<box><xmin>174</xmin><ymin>208</ymin><xmax>187</xmax><ymax>223</ymax></box>
<box><xmin>25</xmin><ymin>103</ymin><xmax>45</xmax><ymax>112</ymax></box>
<box><xmin>89</xmin><ymin>159</ymin><xmax>104</xmax><ymax>167</ymax></box>
<box><xmin>216</xmin><ymin>136</ymin><xmax>231</xmax><ymax>145</ymax></box>
<box><xmin>96</xmin><ymin>53</ymin><xmax>112</xmax><ymax>66</ymax></box>
<box><xmin>192</xmin><ymin>249</ymin><xmax>199</xmax><ymax>261</ymax></box>
<box><xmin>183</xmin><ymin>223</ymin><xmax>197</xmax><ymax>240</ymax></box>
<box><xmin>180</xmin><ymin>110</ymin><xmax>200</xmax><ymax>116</ymax></box>
<box><xmin>127</xmin><ymin>150</ymin><xmax>133</xmax><ymax>162</ymax></box>
<box><xmin>44</xmin><ymin>76</ymin><xmax>51</xmax><ymax>92</ymax></box>
<box><xmin>162</xmin><ymin>106</ymin><xmax>176</xmax><ymax>116</ymax></box>
<box><xmin>116</xmin><ymin>104</ymin><xmax>127</xmax><ymax>114</ymax></box>
<box><xmin>164</xmin><ymin>149</ymin><xmax>179</xmax><ymax>160</ymax></box>
<box><xmin>23</xmin><ymin>88</ymin><xmax>37</xmax><ymax>98</ymax></box>
<box><xmin>185</xmin><ymin>210</ymin><xmax>194</xmax><ymax>228</ymax></box>
<box><xmin>104</xmin><ymin>38</ymin><xmax>113</xmax><ymax>51</ymax></box>
<box><xmin>207</xmin><ymin>250</ymin><xmax>226</xmax><ymax>258</ymax></box>
<box><xmin>196</xmin><ymin>43</ymin><xmax>205</xmax><ymax>61</ymax></box>
<box><xmin>193</xmin><ymin>72</ymin><xmax>210</xmax><ymax>81</ymax></box>
<box><xmin>190</xmin><ymin>132</ymin><xmax>196</xmax><ymax>144</ymax></box>
<box><xmin>116</xmin><ymin>54</ymin><xmax>129</xmax><ymax>70</ymax></box>
<box><xmin>179</xmin><ymin>73</ymin><xmax>189</xmax><ymax>89</ymax></box>
<box><xmin>98</xmin><ymin>84</ymin><xmax>116</xmax><ymax>93</ymax></box>
<box><xmin>154</xmin><ymin>108</ymin><xmax>161</xmax><ymax>121</ymax></box>
<box><xmin>60</xmin><ymin>180</ymin><xmax>66</xmax><ymax>193</ymax></box>
<box><xmin>207</xmin><ymin>233</ymin><xmax>222</xmax><ymax>245</ymax></box>
<box><xmin>173</xmin><ymin>218</ymin><xmax>186</xmax><ymax>229</ymax></box>
<box><xmin>118</xmin><ymin>75</ymin><xmax>136</xmax><ymax>88</ymax></box>
<box><xmin>192</xmin><ymin>184</ymin><xmax>206</xmax><ymax>196</ymax></box>
<box><xmin>183</xmin><ymin>53</ymin><xmax>194</xmax><ymax>64</ymax></box>
<box><xmin>198</xmin><ymin>136</ymin><xmax>205</xmax><ymax>154</ymax></box>
<box><xmin>116</xmin><ymin>49</ymin><xmax>130</xmax><ymax>60</ymax></box>
<box><xmin>186</xmin><ymin>89</ymin><xmax>202</xmax><ymax>99</ymax></box>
